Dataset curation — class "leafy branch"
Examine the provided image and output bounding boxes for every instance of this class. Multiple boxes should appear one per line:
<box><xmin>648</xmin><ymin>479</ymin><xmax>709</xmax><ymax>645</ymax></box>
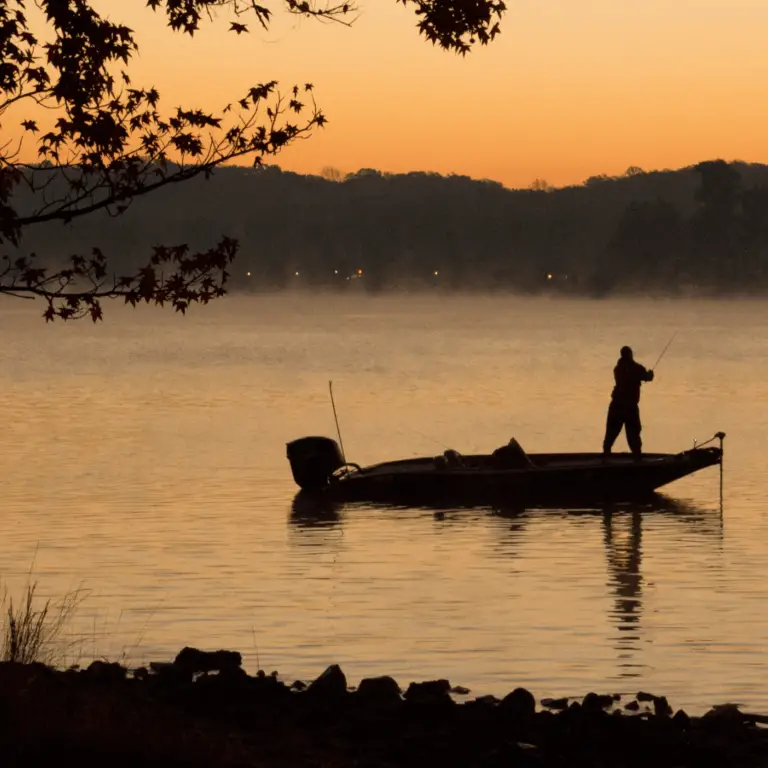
<box><xmin>0</xmin><ymin>0</ymin><xmax>504</xmax><ymax>320</ymax></box>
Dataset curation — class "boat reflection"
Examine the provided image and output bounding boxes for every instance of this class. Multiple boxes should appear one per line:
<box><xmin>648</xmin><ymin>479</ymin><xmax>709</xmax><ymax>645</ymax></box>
<box><xmin>287</xmin><ymin>492</ymin><xmax>344</xmax><ymax>551</ymax></box>
<box><xmin>288</xmin><ymin>491</ymin><xmax>723</xmax><ymax>677</ymax></box>
<box><xmin>290</xmin><ymin>491</ymin><xmax>342</xmax><ymax>528</ymax></box>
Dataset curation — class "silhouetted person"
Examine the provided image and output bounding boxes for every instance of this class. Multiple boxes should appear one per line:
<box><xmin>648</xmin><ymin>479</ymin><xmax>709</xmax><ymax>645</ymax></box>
<box><xmin>603</xmin><ymin>346</ymin><xmax>654</xmax><ymax>458</ymax></box>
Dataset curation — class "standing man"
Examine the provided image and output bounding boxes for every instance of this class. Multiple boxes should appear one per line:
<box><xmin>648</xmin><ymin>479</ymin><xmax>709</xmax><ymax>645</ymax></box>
<box><xmin>603</xmin><ymin>346</ymin><xmax>654</xmax><ymax>459</ymax></box>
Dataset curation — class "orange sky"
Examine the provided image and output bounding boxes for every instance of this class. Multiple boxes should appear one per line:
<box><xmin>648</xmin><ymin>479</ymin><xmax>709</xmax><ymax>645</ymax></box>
<box><xmin>40</xmin><ymin>1</ymin><xmax>768</xmax><ymax>188</ymax></box>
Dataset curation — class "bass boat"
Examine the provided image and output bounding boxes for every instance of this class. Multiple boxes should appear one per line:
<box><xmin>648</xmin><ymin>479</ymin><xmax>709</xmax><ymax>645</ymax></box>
<box><xmin>286</xmin><ymin>433</ymin><xmax>725</xmax><ymax>506</ymax></box>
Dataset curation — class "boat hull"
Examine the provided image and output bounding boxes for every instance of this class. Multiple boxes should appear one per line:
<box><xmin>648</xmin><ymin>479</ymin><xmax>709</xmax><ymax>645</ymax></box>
<box><xmin>316</xmin><ymin>447</ymin><xmax>723</xmax><ymax>506</ymax></box>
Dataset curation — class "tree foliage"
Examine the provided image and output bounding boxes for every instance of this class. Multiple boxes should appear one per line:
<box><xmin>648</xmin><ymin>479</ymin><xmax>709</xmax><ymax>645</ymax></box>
<box><xmin>0</xmin><ymin>0</ymin><xmax>506</xmax><ymax>320</ymax></box>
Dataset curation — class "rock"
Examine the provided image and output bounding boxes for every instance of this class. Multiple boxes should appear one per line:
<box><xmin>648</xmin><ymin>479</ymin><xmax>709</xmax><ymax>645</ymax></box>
<box><xmin>500</xmin><ymin>687</ymin><xmax>536</xmax><ymax>718</ymax></box>
<box><xmin>625</xmin><ymin>700</ymin><xmax>640</xmax><ymax>712</ymax></box>
<box><xmin>636</xmin><ymin>690</ymin><xmax>656</xmax><ymax>702</ymax></box>
<box><xmin>404</xmin><ymin>679</ymin><xmax>451</xmax><ymax>704</ymax></box>
<box><xmin>291</xmin><ymin>680</ymin><xmax>307</xmax><ymax>691</ymax></box>
<box><xmin>403</xmin><ymin>679</ymin><xmax>455</xmax><ymax>713</ymax></box>
<box><xmin>307</xmin><ymin>664</ymin><xmax>348</xmax><ymax>699</ymax></box>
<box><xmin>450</xmin><ymin>685</ymin><xmax>471</xmax><ymax>695</ymax></box>
<box><xmin>653</xmin><ymin>695</ymin><xmax>673</xmax><ymax>717</ymax></box>
<box><xmin>582</xmin><ymin>692</ymin><xmax>612</xmax><ymax>713</ymax></box>
<box><xmin>473</xmin><ymin>694</ymin><xmax>500</xmax><ymax>707</ymax></box>
<box><xmin>672</xmin><ymin>709</ymin><xmax>691</xmax><ymax>729</ymax></box>
<box><xmin>85</xmin><ymin>660</ymin><xmax>126</xmax><ymax>684</ymax></box>
<box><xmin>149</xmin><ymin>661</ymin><xmax>192</xmax><ymax>685</ymax></box>
<box><xmin>59</xmin><ymin>667</ymin><xmax>79</xmax><ymax>683</ymax></box>
<box><xmin>582</xmin><ymin>692</ymin><xmax>600</xmax><ymax>709</ymax></box>
<box><xmin>173</xmin><ymin>647</ymin><xmax>242</xmax><ymax>675</ymax></box>
<box><xmin>217</xmin><ymin>665</ymin><xmax>247</xmax><ymax>682</ymax></box>
<box><xmin>541</xmin><ymin>697</ymin><xmax>569</xmax><ymax>710</ymax></box>
<box><xmin>704</xmin><ymin>703</ymin><xmax>745</xmax><ymax>725</ymax></box>
<box><xmin>0</xmin><ymin>661</ymin><xmax>54</xmax><ymax>689</ymax></box>
<box><xmin>356</xmin><ymin>676</ymin><xmax>402</xmax><ymax>707</ymax></box>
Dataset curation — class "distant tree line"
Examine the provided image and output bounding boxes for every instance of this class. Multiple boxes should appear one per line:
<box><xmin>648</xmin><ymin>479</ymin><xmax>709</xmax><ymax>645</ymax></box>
<box><xmin>13</xmin><ymin>160</ymin><xmax>768</xmax><ymax>296</ymax></box>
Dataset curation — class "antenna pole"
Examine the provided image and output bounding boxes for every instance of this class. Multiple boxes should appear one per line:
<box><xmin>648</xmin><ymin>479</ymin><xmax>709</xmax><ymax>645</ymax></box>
<box><xmin>329</xmin><ymin>380</ymin><xmax>346</xmax><ymax>463</ymax></box>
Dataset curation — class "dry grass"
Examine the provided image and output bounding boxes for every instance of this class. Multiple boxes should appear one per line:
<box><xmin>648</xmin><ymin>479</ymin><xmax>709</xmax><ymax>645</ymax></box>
<box><xmin>1</xmin><ymin>579</ymin><xmax>87</xmax><ymax>665</ymax></box>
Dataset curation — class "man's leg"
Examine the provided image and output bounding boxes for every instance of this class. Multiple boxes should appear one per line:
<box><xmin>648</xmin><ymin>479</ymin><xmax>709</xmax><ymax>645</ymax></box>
<box><xmin>603</xmin><ymin>401</ymin><xmax>624</xmax><ymax>454</ymax></box>
<box><xmin>625</xmin><ymin>404</ymin><xmax>642</xmax><ymax>457</ymax></box>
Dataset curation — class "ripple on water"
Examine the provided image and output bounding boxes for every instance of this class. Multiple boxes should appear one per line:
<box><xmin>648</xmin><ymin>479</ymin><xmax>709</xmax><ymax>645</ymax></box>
<box><xmin>0</xmin><ymin>295</ymin><xmax>766</xmax><ymax>713</ymax></box>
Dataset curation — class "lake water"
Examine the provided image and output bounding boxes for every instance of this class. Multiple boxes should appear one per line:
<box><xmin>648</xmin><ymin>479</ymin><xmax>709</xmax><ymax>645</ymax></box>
<box><xmin>1</xmin><ymin>293</ymin><xmax>766</xmax><ymax>712</ymax></box>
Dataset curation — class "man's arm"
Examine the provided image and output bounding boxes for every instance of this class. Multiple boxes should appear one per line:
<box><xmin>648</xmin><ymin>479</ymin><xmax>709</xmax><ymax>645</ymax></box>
<box><xmin>634</xmin><ymin>361</ymin><xmax>654</xmax><ymax>381</ymax></box>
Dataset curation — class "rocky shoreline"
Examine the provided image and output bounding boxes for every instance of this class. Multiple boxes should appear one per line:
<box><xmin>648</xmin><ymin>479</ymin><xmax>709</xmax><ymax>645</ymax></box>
<box><xmin>2</xmin><ymin>647</ymin><xmax>767</xmax><ymax>767</ymax></box>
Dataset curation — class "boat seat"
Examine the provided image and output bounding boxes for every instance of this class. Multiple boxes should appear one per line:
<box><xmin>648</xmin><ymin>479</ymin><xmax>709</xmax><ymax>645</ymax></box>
<box><xmin>491</xmin><ymin>438</ymin><xmax>535</xmax><ymax>469</ymax></box>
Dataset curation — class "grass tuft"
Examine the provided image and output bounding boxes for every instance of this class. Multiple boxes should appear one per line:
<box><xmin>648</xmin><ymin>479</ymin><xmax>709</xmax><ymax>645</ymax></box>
<box><xmin>1</xmin><ymin>580</ymin><xmax>86</xmax><ymax>665</ymax></box>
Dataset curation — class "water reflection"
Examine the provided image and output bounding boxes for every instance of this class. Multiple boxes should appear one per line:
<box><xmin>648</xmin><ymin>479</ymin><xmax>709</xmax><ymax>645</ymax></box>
<box><xmin>288</xmin><ymin>492</ymin><xmax>723</xmax><ymax>679</ymax></box>
<box><xmin>603</xmin><ymin>510</ymin><xmax>644</xmax><ymax>676</ymax></box>
<box><xmin>290</xmin><ymin>491</ymin><xmax>342</xmax><ymax>528</ymax></box>
<box><xmin>599</xmin><ymin>498</ymin><xmax>722</xmax><ymax>678</ymax></box>
<box><xmin>287</xmin><ymin>492</ymin><xmax>344</xmax><ymax>551</ymax></box>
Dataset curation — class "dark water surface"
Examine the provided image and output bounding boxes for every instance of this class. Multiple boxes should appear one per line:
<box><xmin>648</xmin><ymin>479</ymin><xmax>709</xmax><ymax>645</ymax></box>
<box><xmin>0</xmin><ymin>293</ymin><xmax>765</xmax><ymax>711</ymax></box>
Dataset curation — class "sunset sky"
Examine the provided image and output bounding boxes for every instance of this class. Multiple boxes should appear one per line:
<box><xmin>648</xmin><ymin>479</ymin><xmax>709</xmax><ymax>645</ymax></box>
<box><xmin>70</xmin><ymin>2</ymin><xmax>768</xmax><ymax>188</ymax></box>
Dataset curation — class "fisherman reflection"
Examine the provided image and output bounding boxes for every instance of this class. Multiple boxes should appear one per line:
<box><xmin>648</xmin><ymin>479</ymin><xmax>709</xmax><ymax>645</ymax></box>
<box><xmin>603</xmin><ymin>510</ymin><xmax>644</xmax><ymax>674</ymax></box>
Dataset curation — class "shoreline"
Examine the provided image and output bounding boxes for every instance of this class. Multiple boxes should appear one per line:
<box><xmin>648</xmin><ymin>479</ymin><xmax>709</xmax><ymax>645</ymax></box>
<box><xmin>4</xmin><ymin>646</ymin><xmax>768</xmax><ymax>767</ymax></box>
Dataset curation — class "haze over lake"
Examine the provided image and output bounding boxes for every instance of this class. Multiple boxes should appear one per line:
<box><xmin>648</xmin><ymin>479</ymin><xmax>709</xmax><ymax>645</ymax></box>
<box><xmin>1</xmin><ymin>293</ymin><xmax>765</xmax><ymax>712</ymax></box>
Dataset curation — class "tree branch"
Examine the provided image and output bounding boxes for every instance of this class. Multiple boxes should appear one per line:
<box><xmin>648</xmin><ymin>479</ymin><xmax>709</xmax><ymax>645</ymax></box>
<box><xmin>0</xmin><ymin>237</ymin><xmax>239</xmax><ymax>321</ymax></box>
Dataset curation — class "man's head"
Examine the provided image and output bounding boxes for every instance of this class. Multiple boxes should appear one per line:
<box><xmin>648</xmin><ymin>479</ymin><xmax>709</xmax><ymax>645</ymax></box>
<box><xmin>620</xmin><ymin>346</ymin><xmax>633</xmax><ymax>360</ymax></box>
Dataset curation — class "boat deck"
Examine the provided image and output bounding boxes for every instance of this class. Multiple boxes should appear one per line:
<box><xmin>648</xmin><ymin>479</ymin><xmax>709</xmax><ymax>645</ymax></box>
<box><xmin>358</xmin><ymin>452</ymin><xmax>673</xmax><ymax>476</ymax></box>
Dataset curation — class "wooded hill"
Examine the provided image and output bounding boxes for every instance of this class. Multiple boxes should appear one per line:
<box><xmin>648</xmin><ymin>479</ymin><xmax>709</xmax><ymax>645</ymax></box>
<box><xmin>15</xmin><ymin>160</ymin><xmax>768</xmax><ymax>295</ymax></box>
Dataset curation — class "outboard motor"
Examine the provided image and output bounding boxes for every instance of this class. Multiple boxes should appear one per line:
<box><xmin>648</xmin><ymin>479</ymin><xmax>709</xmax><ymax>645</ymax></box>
<box><xmin>286</xmin><ymin>436</ymin><xmax>345</xmax><ymax>491</ymax></box>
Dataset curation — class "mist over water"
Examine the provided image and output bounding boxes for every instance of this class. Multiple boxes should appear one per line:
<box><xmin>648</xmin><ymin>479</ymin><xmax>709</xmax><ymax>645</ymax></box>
<box><xmin>1</xmin><ymin>293</ymin><xmax>766</xmax><ymax>711</ymax></box>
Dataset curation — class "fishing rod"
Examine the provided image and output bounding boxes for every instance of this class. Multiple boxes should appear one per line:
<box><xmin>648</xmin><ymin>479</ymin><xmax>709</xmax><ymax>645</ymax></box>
<box><xmin>328</xmin><ymin>380</ymin><xmax>346</xmax><ymax>463</ymax></box>
<box><xmin>651</xmin><ymin>330</ymin><xmax>678</xmax><ymax>372</ymax></box>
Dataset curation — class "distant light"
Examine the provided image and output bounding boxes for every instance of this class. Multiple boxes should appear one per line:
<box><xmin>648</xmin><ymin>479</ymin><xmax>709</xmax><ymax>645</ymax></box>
<box><xmin>334</xmin><ymin>269</ymin><xmax>338</xmax><ymax>275</ymax></box>
<box><xmin>547</xmin><ymin>273</ymin><xmax>553</xmax><ymax>280</ymax></box>
<box><xmin>357</xmin><ymin>268</ymin><xmax>363</xmax><ymax>276</ymax></box>
<box><xmin>246</xmin><ymin>271</ymin><xmax>251</xmax><ymax>277</ymax></box>
<box><xmin>433</xmin><ymin>270</ymin><xmax>439</xmax><ymax>276</ymax></box>
<box><xmin>295</xmin><ymin>271</ymin><xmax>300</xmax><ymax>277</ymax></box>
